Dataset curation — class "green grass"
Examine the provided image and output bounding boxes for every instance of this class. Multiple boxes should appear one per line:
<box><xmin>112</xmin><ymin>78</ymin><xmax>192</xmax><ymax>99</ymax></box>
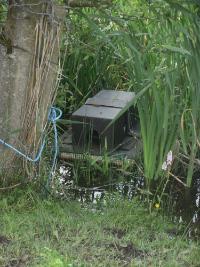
<box><xmin>0</xmin><ymin>188</ymin><xmax>200</xmax><ymax>267</ymax></box>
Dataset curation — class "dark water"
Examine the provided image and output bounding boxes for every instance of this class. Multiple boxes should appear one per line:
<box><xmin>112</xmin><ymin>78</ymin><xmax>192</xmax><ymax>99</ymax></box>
<box><xmin>57</xmin><ymin>164</ymin><xmax>144</xmax><ymax>200</ymax></box>
<box><xmin>56</xmin><ymin>164</ymin><xmax>200</xmax><ymax>239</ymax></box>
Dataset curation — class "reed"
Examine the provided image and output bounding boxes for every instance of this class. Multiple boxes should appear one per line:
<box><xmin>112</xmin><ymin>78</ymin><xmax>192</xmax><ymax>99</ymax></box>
<box><xmin>59</xmin><ymin>0</ymin><xmax>200</xmax><ymax>187</ymax></box>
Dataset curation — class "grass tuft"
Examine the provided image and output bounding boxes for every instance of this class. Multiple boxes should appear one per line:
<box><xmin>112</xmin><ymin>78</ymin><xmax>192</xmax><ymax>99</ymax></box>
<box><xmin>0</xmin><ymin>189</ymin><xmax>200</xmax><ymax>266</ymax></box>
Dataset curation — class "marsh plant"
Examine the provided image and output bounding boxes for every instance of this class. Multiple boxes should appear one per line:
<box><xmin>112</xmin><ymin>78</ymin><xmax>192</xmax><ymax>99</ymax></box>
<box><xmin>57</xmin><ymin>0</ymin><xmax>200</xmax><ymax>189</ymax></box>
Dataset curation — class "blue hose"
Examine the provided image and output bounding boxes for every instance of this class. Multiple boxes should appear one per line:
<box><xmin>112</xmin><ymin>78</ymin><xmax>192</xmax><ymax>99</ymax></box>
<box><xmin>0</xmin><ymin>106</ymin><xmax>62</xmax><ymax>189</ymax></box>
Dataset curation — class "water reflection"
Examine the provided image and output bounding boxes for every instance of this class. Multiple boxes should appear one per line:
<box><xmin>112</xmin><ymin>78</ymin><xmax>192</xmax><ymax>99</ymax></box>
<box><xmin>56</xmin><ymin>165</ymin><xmax>200</xmax><ymax>239</ymax></box>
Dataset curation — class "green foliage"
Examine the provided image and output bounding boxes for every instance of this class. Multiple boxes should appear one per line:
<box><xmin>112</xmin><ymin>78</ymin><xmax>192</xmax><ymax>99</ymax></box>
<box><xmin>57</xmin><ymin>0</ymin><xmax>200</xmax><ymax>187</ymax></box>
<box><xmin>112</xmin><ymin>0</ymin><xmax>200</xmax><ymax>186</ymax></box>
<box><xmin>58</xmin><ymin>8</ymin><xmax>128</xmax><ymax>114</ymax></box>
<box><xmin>114</xmin><ymin>2</ymin><xmax>185</xmax><ymax>183</ymax></box>
<box><xmin>0</xmin><ymin>1</ymin><xmax>7</xmax><ymax>25</ymax></box>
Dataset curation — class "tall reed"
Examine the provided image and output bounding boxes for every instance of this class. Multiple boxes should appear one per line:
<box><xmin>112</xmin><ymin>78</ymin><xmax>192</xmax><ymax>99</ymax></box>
<box><xmin>59</xmin><ymin>0</ymin><xmax>200</xmax><ymax>187</ymax></box>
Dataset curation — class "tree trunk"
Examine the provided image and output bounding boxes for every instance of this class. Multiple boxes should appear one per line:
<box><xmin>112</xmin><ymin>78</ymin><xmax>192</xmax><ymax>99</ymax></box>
<box><xmin>0</xmin><ymin>1</ymin><xmax>65</xmax><ymax>182</ymax></box>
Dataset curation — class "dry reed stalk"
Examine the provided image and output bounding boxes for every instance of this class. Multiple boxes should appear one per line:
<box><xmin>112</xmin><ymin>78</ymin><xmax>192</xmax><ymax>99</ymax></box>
<box><xmin>20</xmin><ymin>2</ymin><xmax>64</xmax><ymax>178</ymax></box>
